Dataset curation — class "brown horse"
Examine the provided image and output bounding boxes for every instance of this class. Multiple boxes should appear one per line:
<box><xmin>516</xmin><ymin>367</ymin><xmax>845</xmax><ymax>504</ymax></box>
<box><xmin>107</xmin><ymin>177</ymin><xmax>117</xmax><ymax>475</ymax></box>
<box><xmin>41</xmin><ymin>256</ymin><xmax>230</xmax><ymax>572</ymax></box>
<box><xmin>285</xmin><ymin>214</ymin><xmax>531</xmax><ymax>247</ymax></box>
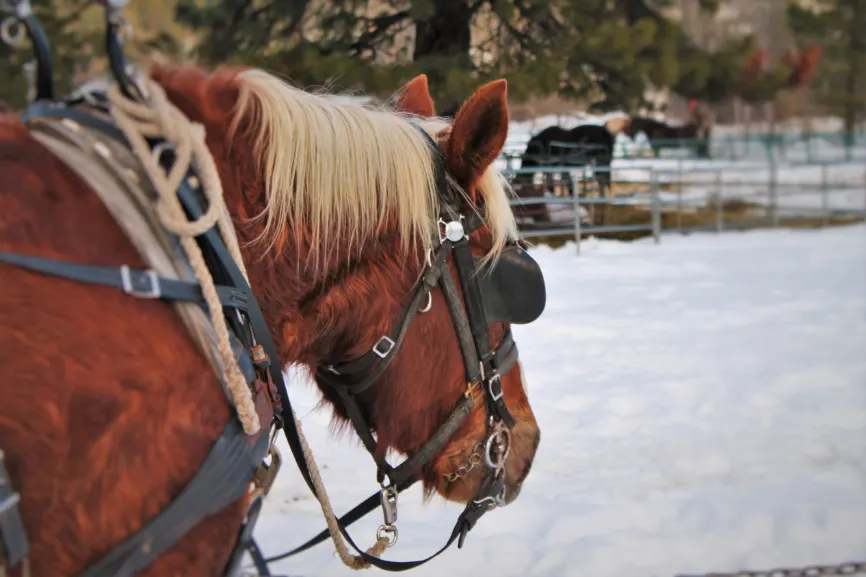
<box><xmin>0</xmin><ymin>68</ymin><xmax>541</xmax><ymax>576</ymax></box>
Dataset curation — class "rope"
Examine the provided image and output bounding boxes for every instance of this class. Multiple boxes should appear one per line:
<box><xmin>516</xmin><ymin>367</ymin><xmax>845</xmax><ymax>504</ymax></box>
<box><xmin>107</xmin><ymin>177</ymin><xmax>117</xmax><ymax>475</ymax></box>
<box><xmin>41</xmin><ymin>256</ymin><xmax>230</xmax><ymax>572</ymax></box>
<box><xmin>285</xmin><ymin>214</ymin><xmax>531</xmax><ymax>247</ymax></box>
<box><xmin>292</xmin><ymin>405</ymin><xmax>390</xmax><ymax>569</ymax></box>
<box><xmin>106</xmin><ymin>77</ymin><xmax>388</xmax><ymax>568</ymax></box>
<box><xmin>106</xmin><ymin>78</ymin><xmax>260</xmax><ymax>435</ymax></box>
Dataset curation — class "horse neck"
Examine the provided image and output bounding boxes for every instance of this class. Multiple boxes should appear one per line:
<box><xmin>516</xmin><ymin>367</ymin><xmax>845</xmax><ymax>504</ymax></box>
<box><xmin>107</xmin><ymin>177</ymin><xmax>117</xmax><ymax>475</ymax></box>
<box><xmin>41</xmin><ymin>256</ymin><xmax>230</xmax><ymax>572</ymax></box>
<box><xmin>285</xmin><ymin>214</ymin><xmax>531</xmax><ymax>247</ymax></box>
<box><xmin>154</xmin><ymin>67</ymin><xmax>420</xmax><ymax>372</ymax></box>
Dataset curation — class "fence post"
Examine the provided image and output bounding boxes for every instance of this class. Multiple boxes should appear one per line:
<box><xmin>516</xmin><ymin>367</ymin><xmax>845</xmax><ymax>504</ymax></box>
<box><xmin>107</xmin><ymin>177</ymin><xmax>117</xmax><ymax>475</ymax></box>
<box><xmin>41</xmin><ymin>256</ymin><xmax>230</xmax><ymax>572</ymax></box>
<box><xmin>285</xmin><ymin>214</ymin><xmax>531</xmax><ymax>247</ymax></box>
<box><xmin>573</xmin><ymin>170</ymin><xmax>582</xmax><ymax>256</ymax></box>
<box><xmin>651</xmin><ymin>169</ymin><xmax>661</xmax><ymax>244</ymax></box>
<box><xmin>821</xmin><ymin>163</ymin><xmax>829</xmax><ymax>227</ymax></box>
<box><xmin>768</xmin><ymin>157</ymin><xmax>779</xmax><ymax>228</ymax></box>
<box><xmin>676</xmin><ymin>158</ymin><xmax>683</xmax><ymax>233</ymax></box>
<box><xmin>715</xmin><ymin>171</ymin><xmax>724</xmax><ymax>233</ymax></box>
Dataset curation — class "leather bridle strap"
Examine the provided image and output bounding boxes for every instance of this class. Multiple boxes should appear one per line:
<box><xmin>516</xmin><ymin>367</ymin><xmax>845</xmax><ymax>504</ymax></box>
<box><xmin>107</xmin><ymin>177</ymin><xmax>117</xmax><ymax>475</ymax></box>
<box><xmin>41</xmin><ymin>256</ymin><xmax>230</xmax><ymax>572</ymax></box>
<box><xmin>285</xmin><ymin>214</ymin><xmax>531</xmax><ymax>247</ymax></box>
<box><xmin>449</xmin><ymin>238</ymin><xmax>516</xmax><ymax>427</ymax></box>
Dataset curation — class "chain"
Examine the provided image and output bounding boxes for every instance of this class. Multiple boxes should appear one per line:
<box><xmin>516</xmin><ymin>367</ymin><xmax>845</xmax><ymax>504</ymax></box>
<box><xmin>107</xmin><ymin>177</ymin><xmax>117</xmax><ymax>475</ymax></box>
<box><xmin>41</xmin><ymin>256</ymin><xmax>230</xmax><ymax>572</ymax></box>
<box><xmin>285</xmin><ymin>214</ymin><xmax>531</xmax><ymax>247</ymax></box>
<box><xmin>676</xmin><ymin>561</ymin><xmax>866</xmax><ymax>577</ymax></box>
<box><xmin>443</xmin><ymin>443</ymin><xmax>485</xmax><ymax>482</ymax></box>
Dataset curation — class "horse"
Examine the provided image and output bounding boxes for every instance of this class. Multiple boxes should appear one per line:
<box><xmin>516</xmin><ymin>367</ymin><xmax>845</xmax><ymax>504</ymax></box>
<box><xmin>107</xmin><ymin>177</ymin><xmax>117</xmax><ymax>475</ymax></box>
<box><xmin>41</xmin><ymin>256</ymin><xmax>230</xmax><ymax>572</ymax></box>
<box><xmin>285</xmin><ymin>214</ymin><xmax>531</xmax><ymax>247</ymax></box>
<box><xmin>0</xmin><ymin>63</ymin><xmax>543</xmax><ymax>577</ymax></box>
<box><xmin>625</xmin><ymin>103</ymin><xmax>712</xmax><ymax>159</ymax></box>
<box><xmin>514</xmin><ymin>124</ymin><xmax>615</xmax><ymax>226</ymax></box>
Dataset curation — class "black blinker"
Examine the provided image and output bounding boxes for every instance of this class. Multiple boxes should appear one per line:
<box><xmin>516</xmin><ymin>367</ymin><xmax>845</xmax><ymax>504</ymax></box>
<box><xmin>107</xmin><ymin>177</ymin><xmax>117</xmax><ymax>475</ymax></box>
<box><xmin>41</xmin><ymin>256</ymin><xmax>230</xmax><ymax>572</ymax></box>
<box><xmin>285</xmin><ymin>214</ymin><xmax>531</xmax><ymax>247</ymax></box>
<box><xmin>476</xmin><ymin>243</ymin><xmax>546</xmax><ymax>325</ymax></box>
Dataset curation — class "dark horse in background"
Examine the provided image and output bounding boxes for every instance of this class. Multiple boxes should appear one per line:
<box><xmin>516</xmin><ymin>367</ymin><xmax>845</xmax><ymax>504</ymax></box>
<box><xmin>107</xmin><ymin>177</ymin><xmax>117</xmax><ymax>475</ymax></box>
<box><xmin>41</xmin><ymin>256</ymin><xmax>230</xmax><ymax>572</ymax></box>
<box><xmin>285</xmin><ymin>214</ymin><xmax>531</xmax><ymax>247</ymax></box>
<box><xmin>512</xmin><ymin>123</ymin><xmax>615</xmax><ymax>226</ymax></box>
<box><xmin>625</xmin><ymin>102</ymin><xmax>713</xmax><ymax>158</ymax></box>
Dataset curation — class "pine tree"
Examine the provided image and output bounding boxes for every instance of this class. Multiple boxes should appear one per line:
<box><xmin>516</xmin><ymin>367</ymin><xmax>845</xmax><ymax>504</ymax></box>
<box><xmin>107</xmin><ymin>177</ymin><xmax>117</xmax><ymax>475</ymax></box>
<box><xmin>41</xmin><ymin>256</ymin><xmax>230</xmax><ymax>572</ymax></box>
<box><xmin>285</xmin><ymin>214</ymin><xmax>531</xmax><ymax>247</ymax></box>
<box><xmin>174</xmin><ymin>0</ymin><xmax>740</xmax><ymax>115</ymax></box>
<box><xmin>787</xmin><ymin>0</ymin><xmax>866</xmax><ymax>134</ymax></box>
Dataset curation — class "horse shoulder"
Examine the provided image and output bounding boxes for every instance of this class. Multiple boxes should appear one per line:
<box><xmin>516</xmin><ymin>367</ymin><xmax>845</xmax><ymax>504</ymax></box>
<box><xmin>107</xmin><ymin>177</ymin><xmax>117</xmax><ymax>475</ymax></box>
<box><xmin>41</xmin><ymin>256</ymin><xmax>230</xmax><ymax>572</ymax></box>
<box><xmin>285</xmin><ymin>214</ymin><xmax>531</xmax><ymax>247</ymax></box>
<box><xmin>0</xmin><ymin>116</ymin><xmax>239</xmax><ymax>576</ymax></box>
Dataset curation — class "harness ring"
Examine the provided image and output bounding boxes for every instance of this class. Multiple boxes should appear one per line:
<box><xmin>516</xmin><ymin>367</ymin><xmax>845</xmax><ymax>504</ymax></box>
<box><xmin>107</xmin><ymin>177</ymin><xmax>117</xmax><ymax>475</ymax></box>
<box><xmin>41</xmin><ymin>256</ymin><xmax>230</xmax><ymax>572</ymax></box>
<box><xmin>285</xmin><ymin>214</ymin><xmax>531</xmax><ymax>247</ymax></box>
<box><xmin>484</xmin><ymin>421</ymin><xmax>511</xmax><ymax>470</ymax></box>
<box><xmin>376</xmin><ymin>524</ymin><xmax>398</xmax><ymax>548</ymax></box>
<box><xmin>0</xmin><ymin>17</ymin><xmax>26</xmax><ymax>47</ymax></box>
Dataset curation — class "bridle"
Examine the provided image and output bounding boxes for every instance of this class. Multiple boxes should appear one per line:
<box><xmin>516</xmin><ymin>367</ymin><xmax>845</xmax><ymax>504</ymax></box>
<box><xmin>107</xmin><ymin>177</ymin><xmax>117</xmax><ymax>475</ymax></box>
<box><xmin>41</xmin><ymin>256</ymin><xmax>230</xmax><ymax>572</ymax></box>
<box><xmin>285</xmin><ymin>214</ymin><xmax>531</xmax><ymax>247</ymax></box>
<box><xmin>0</xmin><ymin>4</ymin><xmax>546</xmax><ymax>571</ymax></box>
<box><xmin>258</xmin><ymin>128</ymin><xmax>546</xmax><ymax>571</ymax></box>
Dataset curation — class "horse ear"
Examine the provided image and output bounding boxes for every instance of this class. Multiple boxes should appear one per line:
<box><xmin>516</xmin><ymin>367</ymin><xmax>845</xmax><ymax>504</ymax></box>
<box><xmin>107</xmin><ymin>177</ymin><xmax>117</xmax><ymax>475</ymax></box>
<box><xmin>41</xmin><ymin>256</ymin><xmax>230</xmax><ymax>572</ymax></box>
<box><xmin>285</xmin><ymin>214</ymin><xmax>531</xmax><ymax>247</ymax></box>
<box><xmin>395</xmin><ymin>75</ymin><xmax>435</xmax><ymax>117</ymax></box>
<box><xmin>444</xmin><ymin>79</ymin><xmax>509</xmax><ymax>192</ymax></box>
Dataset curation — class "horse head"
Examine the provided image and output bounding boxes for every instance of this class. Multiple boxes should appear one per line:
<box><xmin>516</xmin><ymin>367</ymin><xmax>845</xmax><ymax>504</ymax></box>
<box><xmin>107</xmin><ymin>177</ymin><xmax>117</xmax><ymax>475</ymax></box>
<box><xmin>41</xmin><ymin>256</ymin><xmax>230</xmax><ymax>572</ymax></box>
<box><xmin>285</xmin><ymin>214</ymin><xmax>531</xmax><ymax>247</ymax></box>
<box><xmin>152</xmin><ymin>68</ymin><xmax>543</xmax><ymax>506</ymax></box>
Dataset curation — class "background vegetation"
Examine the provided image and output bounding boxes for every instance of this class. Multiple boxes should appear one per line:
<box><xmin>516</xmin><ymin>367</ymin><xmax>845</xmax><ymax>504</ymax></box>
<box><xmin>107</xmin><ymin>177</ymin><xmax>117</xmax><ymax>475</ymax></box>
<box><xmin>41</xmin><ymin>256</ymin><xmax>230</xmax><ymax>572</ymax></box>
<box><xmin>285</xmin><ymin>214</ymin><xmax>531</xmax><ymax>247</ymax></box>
<box><xmin>0</xmin><ymin>0</ymin><xmax>859</xmax><ymax>130</ymax></box>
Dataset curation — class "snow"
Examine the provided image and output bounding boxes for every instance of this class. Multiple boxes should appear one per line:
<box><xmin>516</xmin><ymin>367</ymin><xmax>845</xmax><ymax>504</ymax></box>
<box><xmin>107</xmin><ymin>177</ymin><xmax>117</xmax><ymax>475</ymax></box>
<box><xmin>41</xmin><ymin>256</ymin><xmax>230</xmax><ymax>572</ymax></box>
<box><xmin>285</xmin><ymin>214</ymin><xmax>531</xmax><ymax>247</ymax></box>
<box><xmin>251</xmin><ymin>223</ymin><xmax>866</xmax><ymax>577</ymax></box>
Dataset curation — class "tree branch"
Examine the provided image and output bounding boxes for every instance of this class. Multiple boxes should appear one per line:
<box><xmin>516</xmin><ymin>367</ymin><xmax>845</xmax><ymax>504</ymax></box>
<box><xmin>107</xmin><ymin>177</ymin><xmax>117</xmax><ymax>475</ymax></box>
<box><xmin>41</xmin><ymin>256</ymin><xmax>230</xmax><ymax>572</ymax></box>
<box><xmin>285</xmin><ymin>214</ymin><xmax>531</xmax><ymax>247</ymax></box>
<box><xmin>350</xmin><ymin>10</ymin><xmax>411</xmax><ymax>56</ymax></box>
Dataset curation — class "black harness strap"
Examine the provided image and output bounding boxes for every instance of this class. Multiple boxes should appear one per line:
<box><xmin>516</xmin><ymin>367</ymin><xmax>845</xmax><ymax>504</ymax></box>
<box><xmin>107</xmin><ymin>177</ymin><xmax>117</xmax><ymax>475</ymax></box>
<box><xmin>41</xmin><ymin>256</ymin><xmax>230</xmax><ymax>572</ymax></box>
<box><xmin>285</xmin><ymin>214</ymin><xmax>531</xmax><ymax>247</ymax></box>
<box><xmin>224</xmin><ymin>496</ymin><xmax>271</xmax><ymax>577</ymax></box>
<box><xmin>21</xmin><ymin>101</ymin><xmax>319</xmax><ymax>497</ymax></box>
<box><xmin>8</xmin><ymin>102</ymin><xmax>288</xmax><ymax>577</ymax></box>
<box><xmin>317</xmin><ymin>245</ymin><xmax>452</xmax><ymax>393</ymax></box>
<box><xmin>0</xmin><ymin>252</ymin><xmax>250</xmax><ymax>312</ymax></box>
<box><xmin>76</xmin><ymin>422</ymin><xmax>268</xmax><ymax>577</ymax></box>
<box><xmin>0</xmin><ymin>450</ymin><xmax>28</xmax><ymax>569</ymax></box>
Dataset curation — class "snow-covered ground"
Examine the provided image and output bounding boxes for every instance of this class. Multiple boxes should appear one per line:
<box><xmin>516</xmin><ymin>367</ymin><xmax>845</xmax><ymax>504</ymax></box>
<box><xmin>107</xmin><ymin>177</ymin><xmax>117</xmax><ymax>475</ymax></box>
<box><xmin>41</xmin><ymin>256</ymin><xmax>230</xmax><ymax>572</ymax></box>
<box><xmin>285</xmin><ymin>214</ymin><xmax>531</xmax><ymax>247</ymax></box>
<box><xmin>251</xmin><ymin>224</ymin><xmax>866</xmax><ymax>577</ymax></box>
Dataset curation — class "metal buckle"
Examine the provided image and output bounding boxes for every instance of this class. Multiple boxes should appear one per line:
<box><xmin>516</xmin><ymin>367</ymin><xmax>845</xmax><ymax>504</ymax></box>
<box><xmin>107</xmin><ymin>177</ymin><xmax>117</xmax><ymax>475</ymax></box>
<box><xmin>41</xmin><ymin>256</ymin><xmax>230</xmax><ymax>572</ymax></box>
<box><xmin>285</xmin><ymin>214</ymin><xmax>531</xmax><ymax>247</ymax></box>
<box><xmin>251</xmin><ymin>444</ymin><xmax>282</xmax><ymax>499</ymax></box>
<box><xmin>372</xmin><ymin>336</ymin><xmax>395</xmax><ymax>359</ymax></box>
<box><xmin>486</xmin><ymin>373</ymin><xmax>504</xmax><ymax>402</ymax></box>
<box><xmin>120</xmin><ymin>266</ymin><xmax>161</xmax><ymax>299</ymax></box>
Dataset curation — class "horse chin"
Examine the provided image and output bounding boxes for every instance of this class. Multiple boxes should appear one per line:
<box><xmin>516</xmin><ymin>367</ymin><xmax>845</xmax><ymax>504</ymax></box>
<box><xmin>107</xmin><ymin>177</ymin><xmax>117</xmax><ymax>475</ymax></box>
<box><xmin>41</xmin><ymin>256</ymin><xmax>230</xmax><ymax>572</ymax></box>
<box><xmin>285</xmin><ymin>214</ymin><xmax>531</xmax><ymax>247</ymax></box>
<box><xmin>428</xmin><ymin>468</ymin><xmax>525</xmax><ymax>506</ymax></box>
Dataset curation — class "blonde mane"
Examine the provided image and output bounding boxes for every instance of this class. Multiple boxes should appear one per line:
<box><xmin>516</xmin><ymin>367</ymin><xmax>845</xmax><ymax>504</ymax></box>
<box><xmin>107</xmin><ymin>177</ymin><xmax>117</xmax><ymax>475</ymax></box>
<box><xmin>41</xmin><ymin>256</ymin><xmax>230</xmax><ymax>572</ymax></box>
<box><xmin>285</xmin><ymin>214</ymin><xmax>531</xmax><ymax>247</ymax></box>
<box><xmin>232</xmin><ymin>69</ymin><xmax>517</xmax><ymax>268</ymax></box>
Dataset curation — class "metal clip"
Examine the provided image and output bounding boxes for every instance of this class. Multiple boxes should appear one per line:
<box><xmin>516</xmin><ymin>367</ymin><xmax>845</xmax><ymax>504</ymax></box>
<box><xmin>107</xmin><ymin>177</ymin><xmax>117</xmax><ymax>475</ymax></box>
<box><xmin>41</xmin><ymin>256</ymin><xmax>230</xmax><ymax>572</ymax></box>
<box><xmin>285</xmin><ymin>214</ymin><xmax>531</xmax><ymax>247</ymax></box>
<box><xmin>379</xmin><ymin>485</ymin><xmax>398</xmax><ymax>526</ymax></box>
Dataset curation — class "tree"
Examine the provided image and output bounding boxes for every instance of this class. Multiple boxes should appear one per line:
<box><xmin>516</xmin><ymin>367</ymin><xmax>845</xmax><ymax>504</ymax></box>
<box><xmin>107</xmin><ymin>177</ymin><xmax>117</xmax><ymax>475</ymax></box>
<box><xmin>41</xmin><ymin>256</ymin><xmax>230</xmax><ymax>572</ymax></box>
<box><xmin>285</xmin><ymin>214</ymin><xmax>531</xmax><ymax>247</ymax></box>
<box><xmin>174</xmin><ymin>0</ymin><xmax>735</xmax><ymax>116</ymax></box>
<box><xmin>787</xmin><ymin>0</ymin><xmax>866</xmax><ymax>135</ymax></box>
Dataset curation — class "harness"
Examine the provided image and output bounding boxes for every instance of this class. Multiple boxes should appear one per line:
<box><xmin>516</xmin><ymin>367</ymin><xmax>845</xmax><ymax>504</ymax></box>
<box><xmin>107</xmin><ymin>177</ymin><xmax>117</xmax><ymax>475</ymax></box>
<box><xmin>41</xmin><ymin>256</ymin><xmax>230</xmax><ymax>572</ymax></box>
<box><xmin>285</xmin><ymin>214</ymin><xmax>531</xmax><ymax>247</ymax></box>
<box><xmin>0</xmin><ymin>2</ymin><xmax>546</xmax><ymax>574</ymax></box>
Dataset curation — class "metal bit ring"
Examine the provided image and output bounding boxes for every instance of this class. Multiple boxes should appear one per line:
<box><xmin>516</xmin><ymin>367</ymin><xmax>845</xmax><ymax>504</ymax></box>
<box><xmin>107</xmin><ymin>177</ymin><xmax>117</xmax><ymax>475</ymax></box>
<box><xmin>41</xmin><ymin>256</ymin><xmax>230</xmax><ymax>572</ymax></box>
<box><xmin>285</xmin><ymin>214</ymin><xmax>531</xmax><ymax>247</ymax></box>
<box><xmin>484</xmin><ymin>421</ymin><xmax>511</xmax><ymax>470</ymax></box>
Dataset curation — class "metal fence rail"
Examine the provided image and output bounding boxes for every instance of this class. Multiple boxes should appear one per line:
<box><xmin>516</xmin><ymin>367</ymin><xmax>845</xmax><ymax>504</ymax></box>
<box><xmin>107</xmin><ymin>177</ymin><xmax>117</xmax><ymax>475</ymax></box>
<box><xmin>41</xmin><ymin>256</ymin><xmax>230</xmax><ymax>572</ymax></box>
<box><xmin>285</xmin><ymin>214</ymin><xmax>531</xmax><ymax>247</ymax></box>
<box><xmin>504</xmin><ymin>130</ymin><xmax>866</xmax><ymax>164</ymax></box>
<box><xmin>505</xmin><ymin>159</ymin><xmax>866</xmax><ymax>254</ymax></box>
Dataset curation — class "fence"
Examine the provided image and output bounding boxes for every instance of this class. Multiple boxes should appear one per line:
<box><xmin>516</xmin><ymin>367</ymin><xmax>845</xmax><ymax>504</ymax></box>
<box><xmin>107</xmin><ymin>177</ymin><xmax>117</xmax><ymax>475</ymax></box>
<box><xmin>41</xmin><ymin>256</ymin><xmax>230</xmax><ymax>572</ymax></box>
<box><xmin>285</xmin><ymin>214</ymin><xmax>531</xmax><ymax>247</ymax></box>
<box><xmin>504</xmin><ymin>130</ymin><xmax>866</xmax><ymax>165</ymax></box>
<box><xmin>504</xmin><ymin>159</ymin><xmax>866</xmax><ymax>255</ymax></box>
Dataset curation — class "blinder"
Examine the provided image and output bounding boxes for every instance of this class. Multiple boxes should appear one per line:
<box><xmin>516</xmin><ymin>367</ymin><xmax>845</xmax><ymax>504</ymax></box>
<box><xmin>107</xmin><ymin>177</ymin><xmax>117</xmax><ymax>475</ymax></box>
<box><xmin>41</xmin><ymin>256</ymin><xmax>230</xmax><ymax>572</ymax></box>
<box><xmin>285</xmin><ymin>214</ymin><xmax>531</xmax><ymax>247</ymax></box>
<box><xmin>476</xmin><ymin>241</ymin><xmax>546</xmax><ymax>325</ymax></box>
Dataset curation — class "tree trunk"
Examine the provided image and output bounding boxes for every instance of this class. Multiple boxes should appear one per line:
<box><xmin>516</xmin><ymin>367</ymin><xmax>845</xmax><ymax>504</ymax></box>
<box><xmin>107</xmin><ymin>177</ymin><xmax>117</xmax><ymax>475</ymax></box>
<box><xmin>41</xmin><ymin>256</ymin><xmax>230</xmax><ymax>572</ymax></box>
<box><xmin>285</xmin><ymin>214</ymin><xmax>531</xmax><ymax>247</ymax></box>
<box><xmin>413</xmin><ymin>1</ymin><xmax>473</xmax><ymax>117</ymax></box>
